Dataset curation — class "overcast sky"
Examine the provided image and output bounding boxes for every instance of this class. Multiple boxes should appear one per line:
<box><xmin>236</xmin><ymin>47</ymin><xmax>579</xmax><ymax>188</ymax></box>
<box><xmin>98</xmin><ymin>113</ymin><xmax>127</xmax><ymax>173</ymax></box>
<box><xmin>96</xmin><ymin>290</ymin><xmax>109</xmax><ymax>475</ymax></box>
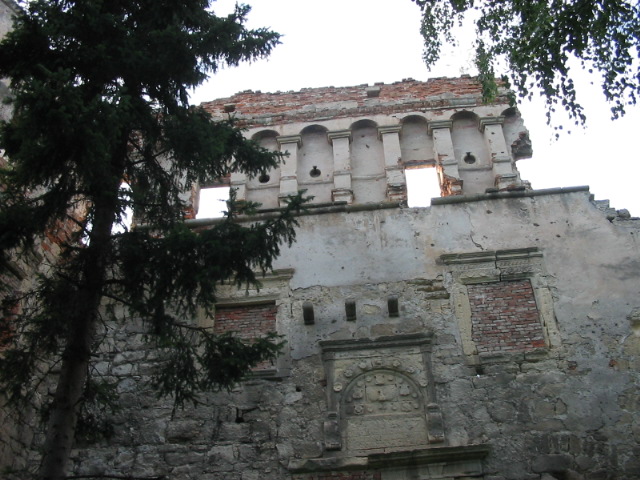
<box><xmin>192</xmin><ymin>0</ymin><xmax>640</xmax><ymax>216</ymax></box>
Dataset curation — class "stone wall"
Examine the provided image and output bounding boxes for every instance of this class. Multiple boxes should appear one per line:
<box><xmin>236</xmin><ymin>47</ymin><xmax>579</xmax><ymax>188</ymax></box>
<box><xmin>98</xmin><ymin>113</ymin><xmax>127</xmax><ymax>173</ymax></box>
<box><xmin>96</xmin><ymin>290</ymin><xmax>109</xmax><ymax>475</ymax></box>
<box><xmin>60</xmin><ymin>187</ymin><xmax>640</xmax><ymax>480</ymax></box>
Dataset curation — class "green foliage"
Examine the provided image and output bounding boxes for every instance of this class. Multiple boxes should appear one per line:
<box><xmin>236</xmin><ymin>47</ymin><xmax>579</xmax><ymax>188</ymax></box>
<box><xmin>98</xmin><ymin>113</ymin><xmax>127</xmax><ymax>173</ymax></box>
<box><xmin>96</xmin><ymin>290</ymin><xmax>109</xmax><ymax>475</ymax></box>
<box><xmin>414</xmin><ymin>0</ymin><xmax>640</xmax><ymax>125</ymax></box>
<box><xmin>0</xmin><ymin>1</ymin><xmax>306</xmax><ymax>475</ymax></box>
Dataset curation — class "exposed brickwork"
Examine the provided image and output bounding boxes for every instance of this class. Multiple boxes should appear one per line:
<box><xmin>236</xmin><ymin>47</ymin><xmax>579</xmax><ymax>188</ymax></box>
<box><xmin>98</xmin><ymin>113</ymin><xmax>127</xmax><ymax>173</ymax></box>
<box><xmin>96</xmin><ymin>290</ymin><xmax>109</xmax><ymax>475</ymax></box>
<box><xmin>201</xmin><ymin>76</ymin><xmax>507</xmax><ymax>128</ymax></box>
<box><xmin>214</xmin><ymin>303</ymin><xmax>277</xmax><ymax>339</ymax></box>
<box><xmin>467</xmin><ymin>279</ymin><xmax>545</xmax><ymax>353</ymax></box>
<box><xmin>292</xmin><ymin>471</ymin><xmax>381</xmax><ymax>480</ymax></box>
<box><xmin>214</xmin><ymin>303</ymin><xmax>278</xmax><ymax>370</ymax></box>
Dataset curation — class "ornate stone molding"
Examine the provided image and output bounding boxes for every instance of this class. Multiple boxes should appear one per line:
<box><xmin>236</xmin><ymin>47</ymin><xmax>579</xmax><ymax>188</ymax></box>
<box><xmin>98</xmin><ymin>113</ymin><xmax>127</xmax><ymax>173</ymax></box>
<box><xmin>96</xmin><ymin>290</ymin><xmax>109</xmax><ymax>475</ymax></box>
<box><xmin>327</xmin><ymin>129</ymin><xmax>352</xmax><ymax>143</ymax></box>
<box><xmin>478</xmin><ymin>115</ymin><xmax>505</xmax><ymax>132</ymax></box>
<box><xmin>276</xmin><ymin>134</ymin><xmax>302</xmax><ymax>147</ymax></box>
<box><xmin>377</xmin><ymin>125</ymin><xmax>401</xmax><ymax>139</ymax></box>
<box><xmin>427</xmin><ymin>119</ymin><xmax>453</xmax><ymax>136</ymax></box>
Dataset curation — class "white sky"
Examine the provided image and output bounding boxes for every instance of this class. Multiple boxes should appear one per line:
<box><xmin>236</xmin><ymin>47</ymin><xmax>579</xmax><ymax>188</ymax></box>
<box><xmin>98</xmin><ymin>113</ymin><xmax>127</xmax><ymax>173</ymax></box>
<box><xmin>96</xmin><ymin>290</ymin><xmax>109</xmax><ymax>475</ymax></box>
<box><xmin>192</xmin><ymin>0</ymin><xmax>640</xmax><ymax>216</ymax></box>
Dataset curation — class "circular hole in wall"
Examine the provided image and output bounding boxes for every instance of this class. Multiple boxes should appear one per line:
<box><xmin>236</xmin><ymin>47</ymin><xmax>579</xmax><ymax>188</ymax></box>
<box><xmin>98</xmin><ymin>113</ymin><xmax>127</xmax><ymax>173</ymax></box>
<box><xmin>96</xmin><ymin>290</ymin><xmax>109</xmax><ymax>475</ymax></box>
<box><xmin>310</xmin><ymin>166</ymin><xmax>321</xmax><ymax>178</ymax></box>
<box><xmin>258</xmin><ymin>173</ymin><xmax>270</xmax><ymax>183</ymax></box>
<box><xmin>464</xmin><ymin>152</ymin><xmax>476</xmax><ymax>164</ymax></box>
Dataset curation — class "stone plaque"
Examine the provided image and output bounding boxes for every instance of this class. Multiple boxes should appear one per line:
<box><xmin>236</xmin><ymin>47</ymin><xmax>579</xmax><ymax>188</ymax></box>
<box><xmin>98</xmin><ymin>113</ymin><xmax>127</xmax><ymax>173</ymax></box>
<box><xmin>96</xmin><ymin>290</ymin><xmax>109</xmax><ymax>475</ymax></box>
<box><xmin>320</xmin><ymin>334</ymin><xmax>444</xmax><ymax>454</ymax></box>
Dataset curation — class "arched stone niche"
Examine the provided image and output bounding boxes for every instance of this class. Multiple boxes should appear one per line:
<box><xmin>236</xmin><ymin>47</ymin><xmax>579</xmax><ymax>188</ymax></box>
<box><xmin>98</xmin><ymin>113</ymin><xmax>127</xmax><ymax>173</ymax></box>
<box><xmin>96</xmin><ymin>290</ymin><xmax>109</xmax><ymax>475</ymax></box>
<box><xmin>400</xmin><ymin>115</ymin><xmax>433</xmax><ymax>166</ymax></box>
<box><xmin>350</xmin><ymin>119</ymin><xmax>386</xmax><ymax>204</ymax></box>
<box><xmin>320</xmin><ymin>334</ymin><xmax>444</xmax><ymax>455</ymax></box>
<box><xmin>451</xmin><ymin>111</ymin><xmax>493</xmax><ymax>194</ymax></box>
<box><xmin>299</xmin><ymin>125</ymin><xmax>333</xmax><ymax>204</ymax></box>
<box><xmin>247</xmin><ymin>130</ymin><xmax>280</xmax><ymax>209</ymax></box>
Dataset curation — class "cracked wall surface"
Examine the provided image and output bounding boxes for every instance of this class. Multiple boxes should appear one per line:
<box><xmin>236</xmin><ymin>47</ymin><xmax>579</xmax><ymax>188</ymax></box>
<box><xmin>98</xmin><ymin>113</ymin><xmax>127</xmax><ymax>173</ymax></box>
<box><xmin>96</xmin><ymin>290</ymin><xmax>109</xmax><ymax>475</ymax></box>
<box><xmin>47</xmin><ymin>188</ymin><xmax>640</xmax><ymax>480</ymax></box>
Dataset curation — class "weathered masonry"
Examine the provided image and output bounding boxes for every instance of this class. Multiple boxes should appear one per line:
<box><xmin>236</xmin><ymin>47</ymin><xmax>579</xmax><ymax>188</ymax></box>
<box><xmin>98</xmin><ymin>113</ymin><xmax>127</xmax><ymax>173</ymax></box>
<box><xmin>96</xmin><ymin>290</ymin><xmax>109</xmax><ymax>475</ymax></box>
<box><xmin>3</xmin><ymin>76</ymin><xmax>640</xmax><ymax>479</ymax></box>
<box><xmin>191</xmin><ymin>77</ymin><xmax>531</xmax><ymax>216</ymax></box>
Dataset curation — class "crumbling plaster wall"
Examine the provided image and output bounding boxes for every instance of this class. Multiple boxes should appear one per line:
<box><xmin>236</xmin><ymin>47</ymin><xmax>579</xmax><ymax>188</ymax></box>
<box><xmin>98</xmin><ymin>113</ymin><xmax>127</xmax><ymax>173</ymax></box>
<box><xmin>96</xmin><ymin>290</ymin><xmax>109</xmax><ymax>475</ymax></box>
<box><xmin>64</xmin><ymin>188</ymin><xmax>640</xmax><ymax>480</ymax></box>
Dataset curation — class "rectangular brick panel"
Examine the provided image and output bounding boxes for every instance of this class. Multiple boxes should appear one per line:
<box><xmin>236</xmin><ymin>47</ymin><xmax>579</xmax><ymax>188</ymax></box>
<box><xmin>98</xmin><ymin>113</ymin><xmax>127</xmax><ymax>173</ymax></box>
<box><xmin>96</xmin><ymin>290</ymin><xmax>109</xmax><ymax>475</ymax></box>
<box><xmin>214</xmin><ymin>303</ymin><xmax>278</xmax><ymax>370</ymax></box>
<box><xmin>467</xmin><ymin>279</ymin><xmax>545</xmax><ymax>353</ymax></box>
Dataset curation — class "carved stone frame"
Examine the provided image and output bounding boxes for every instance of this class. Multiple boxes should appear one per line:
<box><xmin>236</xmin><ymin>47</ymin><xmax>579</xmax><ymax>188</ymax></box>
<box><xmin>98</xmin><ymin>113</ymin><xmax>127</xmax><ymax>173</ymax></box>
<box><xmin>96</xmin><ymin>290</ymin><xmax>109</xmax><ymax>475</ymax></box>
<box><xmin>319</xmin><ymin>333</ymin><xmax>444</xmax><ymax>455</ymax></box>
<box><xmin>197</xmin><ymin>268</ymin><xmax>295</xmax><ymax>377</ymax></box>
<box><xmin>441</xmin><ymin>248</ymin><xmax>561</xmax><ymax>363</ymax></box>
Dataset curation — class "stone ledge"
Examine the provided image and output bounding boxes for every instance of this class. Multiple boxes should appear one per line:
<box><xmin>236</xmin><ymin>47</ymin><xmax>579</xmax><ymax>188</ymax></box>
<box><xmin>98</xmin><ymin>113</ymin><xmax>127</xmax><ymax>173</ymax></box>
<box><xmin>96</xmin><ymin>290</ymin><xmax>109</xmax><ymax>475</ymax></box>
<box><xmin>185</xmin><ymin>201</ymin><xmax>403</xmax><ymax>227</ymax></box>
<box><xmin>431</xmin><ymin>185</ymin><xmax>590</xmax><ymax>206</ymax></box>
<box><xmin>441</xmin><ymin>247</ymin><xmax>541</xmax><ymax>266</ymax></box>
<box><xmin>319</xmin><ymin>332</ymin><xmax>434</xmax><ymax>354</ymax></box>
<box><xmin>288</xmin><ymin>444</ymin><xmax>490</xmax><ymax>473</ymax></box>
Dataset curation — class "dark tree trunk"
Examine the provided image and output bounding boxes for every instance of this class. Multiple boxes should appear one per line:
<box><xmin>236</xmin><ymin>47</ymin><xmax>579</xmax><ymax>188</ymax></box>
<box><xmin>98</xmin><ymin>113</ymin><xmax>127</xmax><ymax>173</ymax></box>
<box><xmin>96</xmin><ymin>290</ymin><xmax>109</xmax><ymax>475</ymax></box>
<box><xmin>38</xmin><ymin>136</ymin><xmax>127</xmax><ymax>479</ymax></box>
<box><xmin>38</xmin><ymin>199</ymin><xmax>115</xmax><ymax>480</ymax></box>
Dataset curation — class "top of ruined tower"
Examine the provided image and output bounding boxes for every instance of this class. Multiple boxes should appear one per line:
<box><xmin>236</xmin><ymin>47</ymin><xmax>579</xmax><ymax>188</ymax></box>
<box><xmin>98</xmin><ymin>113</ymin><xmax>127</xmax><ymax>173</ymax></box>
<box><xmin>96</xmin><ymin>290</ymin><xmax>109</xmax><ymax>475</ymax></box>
<box><xmin>192</xmin><ymin>75</ymin><xmax>528</xmax><ymax>214</ymax></box>
<box><xmin>200</xmin><ymin>76</ymin><xmax>508</xmax><ymax>128</ymax></box>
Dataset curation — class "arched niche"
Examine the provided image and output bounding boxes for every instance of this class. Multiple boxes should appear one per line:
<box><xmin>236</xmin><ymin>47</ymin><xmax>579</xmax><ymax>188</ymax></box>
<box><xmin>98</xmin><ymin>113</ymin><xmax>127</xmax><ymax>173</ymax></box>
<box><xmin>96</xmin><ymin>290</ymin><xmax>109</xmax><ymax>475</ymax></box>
<box><xmin>400</xmin><ymin>115</ymin><xmax>433</xmax><ymax>166</ymax></box>
<box><xmin>350</xmin><ymin>119</ymin><xmax>386</xmax><ymax>203</ymax></box>
<box><xmin>451</xmin><ymin>111</ymin><xmax>492</xmax><ymax>194</ymax></box>
<box><xmin>247</xmin><ymin>130</ymin><xmax>280</xmax><ymax>208</ymax></box>
<box><xmin>340</xmin><ymin>369</ymin><xmax>429</xmax><ymax>453</ymax></box>
<box><xmin>502</xmin><ymin>108</ymin><xmax>532</xmax><ymax>160</ymax></box>
<box><xmin>298</xmin><ymin>124</ymin><xmax>332</xmax><ymax>203</ymax></box>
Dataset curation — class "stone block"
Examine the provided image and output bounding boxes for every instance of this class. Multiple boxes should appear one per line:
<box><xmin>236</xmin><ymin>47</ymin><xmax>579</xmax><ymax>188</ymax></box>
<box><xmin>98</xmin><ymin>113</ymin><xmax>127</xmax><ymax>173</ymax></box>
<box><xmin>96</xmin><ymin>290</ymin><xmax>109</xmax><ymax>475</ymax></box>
<box><xmin>164</xmin><ymin>449</ymin><xmax>204</xmax><ymax>467</ymax></box>
<box><xmin>488</xmin><ymin>401</ymin><xmax>517</xmax><ymax>423</ymax></box>
<box><xmin>532</xmin><ymin>453</ymin><xmax>573</xmax><ymax>473</ymax></box>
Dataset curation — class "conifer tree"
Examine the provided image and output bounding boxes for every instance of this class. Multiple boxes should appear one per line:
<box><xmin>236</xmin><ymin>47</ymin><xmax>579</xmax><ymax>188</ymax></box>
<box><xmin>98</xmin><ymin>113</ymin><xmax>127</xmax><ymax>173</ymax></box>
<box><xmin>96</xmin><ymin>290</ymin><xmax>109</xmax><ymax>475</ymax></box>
<box><xmin>0</xmin><ymin>1</ymin><xmax>305</xmax><ymax>478</ymax></box>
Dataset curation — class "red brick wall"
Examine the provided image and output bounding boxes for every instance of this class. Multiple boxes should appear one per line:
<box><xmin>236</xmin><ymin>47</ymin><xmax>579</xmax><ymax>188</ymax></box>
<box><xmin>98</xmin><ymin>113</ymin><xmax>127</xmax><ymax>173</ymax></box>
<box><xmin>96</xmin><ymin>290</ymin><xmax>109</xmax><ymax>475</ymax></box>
<box><xmin>214</xmin><ymin>303</ymin><xmax>278</xmax><ymax>370</ymax></box>
<box><xmin>200</xmin><ymin>77</ymin><xmax>507</xmax><ymax>128</ymax></box>
<box><xmin>467</xmin><ymin>279</ymin><xmax>545</xmax><ymax>353</ymax></box>
<box><xmin>214</xmin><ymin>303</ymin><xmax>277</xmax><ymax>339</ymax></box>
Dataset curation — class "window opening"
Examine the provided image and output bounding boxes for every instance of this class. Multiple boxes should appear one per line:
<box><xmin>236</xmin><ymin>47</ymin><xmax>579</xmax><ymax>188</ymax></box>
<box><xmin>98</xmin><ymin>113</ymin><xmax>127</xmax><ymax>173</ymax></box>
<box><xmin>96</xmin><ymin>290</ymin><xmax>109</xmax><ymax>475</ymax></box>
<box><xmin>112</xmin><ymin>182</ymin><xmax>133</xmax><ymax>234</ymax></box>
<box><xmin>196</xmin><ymin>186</ymin><xmax>230</xmax><ymax>219</ymax></box>
<box><xmin>405</xmin><ymin>166</ymin><xmax>440</xmax><ymax>207</ymax></box>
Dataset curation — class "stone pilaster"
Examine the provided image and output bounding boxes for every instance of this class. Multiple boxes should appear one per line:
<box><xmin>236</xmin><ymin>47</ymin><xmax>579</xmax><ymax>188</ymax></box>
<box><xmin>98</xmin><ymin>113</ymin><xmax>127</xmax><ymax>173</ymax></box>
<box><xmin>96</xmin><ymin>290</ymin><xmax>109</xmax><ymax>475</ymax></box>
<box><xmin>378</xmin><ymin>125</ymin><xmax>407</xmax><ymax>203</ymax></box>
<box><xmin>229</xmin><ymin>171</ymin><xmax>247</xmax><ymax>203</ymax></box>
<box><xmin>328</xmin><ymin>130</ymin><xmax>353</xmax><ymax>204</ymax></box>
<box><xmin>428</xmin><ymin>120</ymin><xmax>462</xmax><ymax>196</ymax></box>
<box><xmin>277</xmin><ymin>134</ymin><xmax>302</xmax><ymax>206</ymax></box>
<box><xmin>479</xmin><ymin>116</ymin><xmax>521</xmax><ymax>191</ymax></box>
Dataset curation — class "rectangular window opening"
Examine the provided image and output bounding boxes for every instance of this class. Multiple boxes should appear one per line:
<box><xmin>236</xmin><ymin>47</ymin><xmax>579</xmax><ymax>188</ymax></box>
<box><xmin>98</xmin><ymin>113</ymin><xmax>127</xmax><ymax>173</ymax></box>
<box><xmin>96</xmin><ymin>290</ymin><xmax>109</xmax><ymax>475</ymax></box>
<box><xmin>196</xmin><ymin>186</ymin><xmax>230</xmax><ymax>219</ymax></box>
<box><xmin>405</xmin><ymin>165</ymin><xmax>441</xmax><ymax>207</ymax></box>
